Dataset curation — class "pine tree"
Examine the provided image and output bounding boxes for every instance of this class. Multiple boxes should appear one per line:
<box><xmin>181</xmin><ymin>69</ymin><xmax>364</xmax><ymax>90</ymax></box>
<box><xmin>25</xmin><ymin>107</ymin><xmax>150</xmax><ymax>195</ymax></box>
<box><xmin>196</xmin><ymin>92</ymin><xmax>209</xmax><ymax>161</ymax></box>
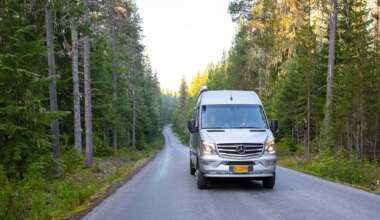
<box><xmin>70</xmin><ymin>1</ymin><xmax>82</xmax><ymax>153</ymax></box>
<box><xmin>83</xmin><ymin>0</ymin><xmax>93</xmax><ymax>166</ymax></box>
<box><xmin>110</xmin><ymin>0</ymin><xmax>118</xmax><ymax>152</ymax></box>
<box><xmin>0</xmin><ymin>0</ymin><xmax>59</xmax><ymax>179</ymax></box>
<box><xmin>324</xmin><ymin>0</ymin><xmax>338</xmax><ymax>140</ymax></box>
<box><xmin>45</xmin><ymin>0</ymin><xmax>61</xmax><ymax>175</ymax></box>
<box><xmin>332</xmin><ymin>0</ymin><xmax>372</xmax><ymax>158</ymax></box>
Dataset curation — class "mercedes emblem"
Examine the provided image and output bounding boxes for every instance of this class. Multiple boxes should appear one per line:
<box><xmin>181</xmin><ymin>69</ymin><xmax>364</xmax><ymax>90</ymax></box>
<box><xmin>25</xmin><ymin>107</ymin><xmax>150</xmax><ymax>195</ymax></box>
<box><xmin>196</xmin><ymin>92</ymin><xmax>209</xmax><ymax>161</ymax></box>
<box><xmin>236</xmin><ymin>145</ymin><xmax>246</xmax><ymax>154</ymax></box>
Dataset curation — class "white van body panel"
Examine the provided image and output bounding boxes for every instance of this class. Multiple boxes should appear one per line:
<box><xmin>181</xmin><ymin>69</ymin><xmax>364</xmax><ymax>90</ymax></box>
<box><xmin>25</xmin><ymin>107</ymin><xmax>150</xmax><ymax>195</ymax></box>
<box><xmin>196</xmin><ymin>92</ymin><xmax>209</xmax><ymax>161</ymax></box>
<box><xmin>189</xmin><ymin>90</ymin><xmax>277</xmax><ymax>184</ymax></box>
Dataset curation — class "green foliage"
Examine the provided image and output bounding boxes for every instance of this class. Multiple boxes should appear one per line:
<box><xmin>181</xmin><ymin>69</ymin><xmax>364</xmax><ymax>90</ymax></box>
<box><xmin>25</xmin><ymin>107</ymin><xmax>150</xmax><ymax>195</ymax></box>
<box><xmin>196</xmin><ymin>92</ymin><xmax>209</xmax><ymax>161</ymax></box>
<box><xmin>61</xmin><ymin>147</ymin><xmax>85</xmax><ymax>173</ymax></box>
<box><xmin>328</xmin><ymin>0</ymin><xmax>374</xmax><ymax>158</ymax></box>
<box><xmin>0</xmin><ymin>0</ymin><xmax>163</xmax><ymax>217</ymax></box>
<box><xmin>280</xmin><ymin>148</ymin><xmax>380</xmax><ymax>191</ymax></box>
<box><xmin>276</xmin><ymin>136</ymin><xmax>298</xmax><ymax>157</ymax></box>
<box><xmin>0</xmin><ymin>0</ymin><xmax>63</xmax><ymax>180</ymax></box>
<box><xmin>180</xmin><ymin>0</ymin><xmax>380</xmax><ymax>162</ymax></box>
<box><xmin>172</xmin><ymin>77</ymin><xmax>191</xmax><ymax>142</ymax></box>
<box><xmin>161</xmin><ymin>91</ymin><xmax>177</xmax><ymax>123</ymax></box>
<box><xmin>0</xmin><ymin>138</ymin><xmax>162</xmax><ymax>219</ymax></box>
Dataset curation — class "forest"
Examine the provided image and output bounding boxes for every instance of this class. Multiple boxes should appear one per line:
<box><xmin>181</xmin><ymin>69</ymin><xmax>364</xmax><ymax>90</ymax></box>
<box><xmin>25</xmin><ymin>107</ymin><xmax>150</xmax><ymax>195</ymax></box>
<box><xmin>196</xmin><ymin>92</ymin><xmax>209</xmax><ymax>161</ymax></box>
<box><xmin>0</xmin><ymin>0</ymin><xmax>162</xmax><ymax>218</ymax></box>
<box><xmin>172</xmin><ymin>0</ymin><xmax>380</xmax><ymax>192</ymax></box>
<box><xmin>2</xmin><ymin>0</ymin><xmax>380</xmax><ymax>218</ymax></box>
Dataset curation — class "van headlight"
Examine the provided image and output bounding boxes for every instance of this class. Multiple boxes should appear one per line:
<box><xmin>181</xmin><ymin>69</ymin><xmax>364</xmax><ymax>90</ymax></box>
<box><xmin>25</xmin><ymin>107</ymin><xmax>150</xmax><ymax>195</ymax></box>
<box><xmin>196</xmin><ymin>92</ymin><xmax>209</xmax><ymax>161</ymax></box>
<box><xmin>265</xmin><ymin>140</ymin><xmax>276</xmax><ymax>154</ymax></box>
<box><xmin>201</xmin><ymin>141</ymin><xmax>216</xmax><ymax>155</ymax></box>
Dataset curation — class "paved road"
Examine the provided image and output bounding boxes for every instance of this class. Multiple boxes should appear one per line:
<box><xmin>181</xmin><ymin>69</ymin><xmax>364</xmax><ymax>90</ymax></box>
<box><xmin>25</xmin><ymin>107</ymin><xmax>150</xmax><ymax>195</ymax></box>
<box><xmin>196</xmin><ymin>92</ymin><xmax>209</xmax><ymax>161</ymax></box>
<box><xmin>83</xmin><ymin>125</ymin><xmax>380</xmax><ymax>220</ymax></box>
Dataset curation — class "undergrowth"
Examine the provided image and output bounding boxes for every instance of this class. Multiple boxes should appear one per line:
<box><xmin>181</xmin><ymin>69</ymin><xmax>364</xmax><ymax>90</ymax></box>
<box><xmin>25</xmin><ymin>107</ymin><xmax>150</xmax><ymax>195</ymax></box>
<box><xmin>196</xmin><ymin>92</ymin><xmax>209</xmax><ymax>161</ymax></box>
<box><xmin>0</xmin><ymin>136</ymin><xmax>164</xmax><ymax>219</ymax></box>
<box><xmin>277</xmin><ymin>141</ymin><xmax>380</xmax><ymax>193</ymax></box>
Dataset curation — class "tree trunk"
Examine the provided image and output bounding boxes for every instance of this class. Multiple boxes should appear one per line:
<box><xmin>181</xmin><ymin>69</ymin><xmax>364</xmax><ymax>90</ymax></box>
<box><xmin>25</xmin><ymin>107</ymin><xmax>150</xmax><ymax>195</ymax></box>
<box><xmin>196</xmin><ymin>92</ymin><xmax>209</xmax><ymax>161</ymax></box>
<box><xmin>127</xmin><ymin>130</ymin><xmax>130</xmax><ymax>147</ymax></box>
<box><xmin>373</xmin><ymin>7</ymin><xmax>379</xmax><ymax>161</ymax></box>
<box><xmin>132</xmin><ymin>57</ymin><xmax>137</xmax><ymax>149</ymax></box>
<box><xmin>83</xmin><ymin>0</ymin><xmax>93</xmax><ymax>167</ymax></box>
<box><xmin>360</xmin><ymin>121</ymin><xmax>363</xmax><ymax>159</ymax></box>
<box><xmin>132</xmin><ymin>89</ymin><xmax>136</xmax><ymax>149</ymax></box>
<box><xmin>375</xmin><ymin>119</ymin><xmax>378</xmax><ymax>160</ymax></box>
<box><xmin>355</xmin><ymin>122</ymin><xmax>360</xmax><ymax>160</ymax></box>
<box><xmin>71</xmin><ymin>17</ymin><xmax>82</xmax><ymax>153</ymax></box>
<box><xmin>45</xmin><ymin>2</ymin><xmax>61</xmax><ymax>176</ymax></box>
<box><xmin>347</xmin><ymin>121</ymin><xmax>352</xmax><ymax>152</ymax></box>
<box><xmin>324</xmin><ymin>0</ymin><xmax>338</xmax><ymax>135</ymax></box>
<box><xmin>307</xmin><ymin>0</ymin><xmax>312</xmax><ymax>155</ymax></box>
<box><xmin>110</xmin><ymin>0</ymin><xmax>118</xmax><ymax>152</ymax></box>
<box><xmin>307</xmin><ymin>82</ymin><xmax>311</xmax><ymax>155</ymax></box>
<box><xmin>258</xmin><ymin>56</ymin><xmax>263</xmax><ymax>96</ymax></box>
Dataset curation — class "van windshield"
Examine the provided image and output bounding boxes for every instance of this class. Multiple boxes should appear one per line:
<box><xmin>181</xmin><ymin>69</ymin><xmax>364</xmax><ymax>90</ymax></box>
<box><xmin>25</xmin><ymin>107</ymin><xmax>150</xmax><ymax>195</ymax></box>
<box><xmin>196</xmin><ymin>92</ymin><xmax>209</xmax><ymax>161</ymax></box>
<box><xmin>201</xmin><ymin>104</ymin><xmax>268</xmax><ymax>129</ymax></box>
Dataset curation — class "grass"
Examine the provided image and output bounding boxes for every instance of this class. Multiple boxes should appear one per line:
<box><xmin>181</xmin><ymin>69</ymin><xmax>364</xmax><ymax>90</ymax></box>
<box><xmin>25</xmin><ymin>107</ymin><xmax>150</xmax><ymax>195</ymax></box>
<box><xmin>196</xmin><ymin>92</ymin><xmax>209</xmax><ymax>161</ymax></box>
<box><xmin>278</xmin><ymin>150</ymin><xmax>380</xmax><ymax>195</ymax></box>
<box><xmin>0</xmin><ymin>137</ymin><xmax>164</xmax><ymax>220</ymax></box>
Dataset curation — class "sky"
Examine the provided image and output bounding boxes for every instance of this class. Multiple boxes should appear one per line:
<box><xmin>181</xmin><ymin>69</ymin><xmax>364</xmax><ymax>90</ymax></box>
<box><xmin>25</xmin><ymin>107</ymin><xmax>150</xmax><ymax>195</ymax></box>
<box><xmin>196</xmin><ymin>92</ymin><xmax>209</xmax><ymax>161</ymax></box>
<box><xmin>136</xmin><ymin>0</ymin><xmax>236</xmax><ymax>92</ymax></box>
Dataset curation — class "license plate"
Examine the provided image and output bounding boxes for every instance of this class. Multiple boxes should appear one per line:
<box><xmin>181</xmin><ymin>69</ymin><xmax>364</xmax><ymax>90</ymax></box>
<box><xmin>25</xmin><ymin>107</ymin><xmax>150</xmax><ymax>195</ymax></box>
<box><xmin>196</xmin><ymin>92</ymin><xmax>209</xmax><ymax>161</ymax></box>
<box><xmin>234</xmin><ymin>165</ymin><xmax>249</xmax><ymax>173</ymax></box>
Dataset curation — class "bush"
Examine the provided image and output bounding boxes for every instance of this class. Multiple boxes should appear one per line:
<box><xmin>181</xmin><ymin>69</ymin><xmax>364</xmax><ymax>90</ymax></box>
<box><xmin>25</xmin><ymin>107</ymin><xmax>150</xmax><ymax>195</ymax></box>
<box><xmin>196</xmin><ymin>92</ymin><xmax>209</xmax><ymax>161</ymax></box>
<box><xmin>304</xmin><ymin>148</ymin><xmax>380</xmax><ymax>188</ymax></box>
<box><xmin>93</xmin><ymin>134</ymin><xmax>113</xmax><ymax>157</ymax></box>
<box><xmin>61</xmin><ymin>147</ymin><xmax>85</xmax><ymax>174</ymax></box>
<box><xmin>0</xmin><ymin>135</ymin><xmax>164</xmax><ymax>219</ymax></box>
<box><xmin>276</xmin><ymin>136</ymin><xmax>298</xmax><ymax>157</ymax></box>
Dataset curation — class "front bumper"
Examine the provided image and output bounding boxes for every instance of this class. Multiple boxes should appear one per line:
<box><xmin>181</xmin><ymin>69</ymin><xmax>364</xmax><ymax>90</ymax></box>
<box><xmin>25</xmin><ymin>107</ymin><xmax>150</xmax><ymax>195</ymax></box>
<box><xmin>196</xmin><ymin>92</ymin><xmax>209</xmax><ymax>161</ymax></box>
<box><xmin>199</xmin><ymin>154</ymin><xmax>276</xmax><ymax>178</ymax></box>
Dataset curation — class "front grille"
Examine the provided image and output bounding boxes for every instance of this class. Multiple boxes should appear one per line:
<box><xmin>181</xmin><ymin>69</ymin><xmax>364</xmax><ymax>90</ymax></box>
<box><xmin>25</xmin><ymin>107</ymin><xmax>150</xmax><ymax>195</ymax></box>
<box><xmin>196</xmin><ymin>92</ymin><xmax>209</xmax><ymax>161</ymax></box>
<box><xmin>217</xmin><ymin>143</ymin><xmax>264</xmax><ymax>158</ymax></box>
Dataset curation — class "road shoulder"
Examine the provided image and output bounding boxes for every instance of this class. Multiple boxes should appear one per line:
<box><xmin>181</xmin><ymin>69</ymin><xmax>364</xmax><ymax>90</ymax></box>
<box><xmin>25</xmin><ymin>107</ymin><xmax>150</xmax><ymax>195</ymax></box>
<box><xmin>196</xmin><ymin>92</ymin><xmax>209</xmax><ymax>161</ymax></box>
<box><xmin>63</xmin><ymin>150</ymin><xmax>162</xmax><ymax>220</ymax></box>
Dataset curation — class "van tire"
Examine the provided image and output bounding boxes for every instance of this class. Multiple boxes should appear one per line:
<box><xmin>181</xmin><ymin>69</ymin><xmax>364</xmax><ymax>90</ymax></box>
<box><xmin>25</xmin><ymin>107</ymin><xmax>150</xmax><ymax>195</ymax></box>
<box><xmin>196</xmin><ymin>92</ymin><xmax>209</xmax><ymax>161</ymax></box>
<box><xmin>197</xmin><ymin>169</ymin><xmax>207</xmax><ymax>189</ymax></box>
<box><xmin>190</xmin><ymin>158</ymin><xmax>196</xmax><ymax>175</ymax></box>
<box><xmin>263</xmin><ymin>173</ymin><xmax>275</xmax><ymax>189</ymax></box>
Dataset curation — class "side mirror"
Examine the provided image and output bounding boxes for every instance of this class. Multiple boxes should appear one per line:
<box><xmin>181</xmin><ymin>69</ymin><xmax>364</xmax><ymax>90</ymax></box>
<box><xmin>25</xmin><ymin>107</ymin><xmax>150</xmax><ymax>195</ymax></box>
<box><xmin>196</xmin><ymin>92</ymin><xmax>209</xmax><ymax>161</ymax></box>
<box><xmin>270</xmin><ymin>119</ymin><xmax>279</xmax><ymax>133</ymax></box>
<box><xmin>187</xmin><ymin>119</ymin><xmax>198</xmax><ymax>133</ymax></box>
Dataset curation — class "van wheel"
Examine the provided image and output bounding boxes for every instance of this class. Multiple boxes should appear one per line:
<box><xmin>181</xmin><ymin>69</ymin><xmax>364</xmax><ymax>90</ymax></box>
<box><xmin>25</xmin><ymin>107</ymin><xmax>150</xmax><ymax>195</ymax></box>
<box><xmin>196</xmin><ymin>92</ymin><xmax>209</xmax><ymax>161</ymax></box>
<box><xmin>190</xmin><ymin>158</ymin><xmax>196</xmax><ymax>175</ymax></box>
<box><xmin>197</xmin><ymin>169</ymin><xmax>207</xmax><ymax>189</ymax></box>
<box><xmin>263</xmin><ymin>173</ymin><xmax>275</xmax><ymax>189</ymax></box>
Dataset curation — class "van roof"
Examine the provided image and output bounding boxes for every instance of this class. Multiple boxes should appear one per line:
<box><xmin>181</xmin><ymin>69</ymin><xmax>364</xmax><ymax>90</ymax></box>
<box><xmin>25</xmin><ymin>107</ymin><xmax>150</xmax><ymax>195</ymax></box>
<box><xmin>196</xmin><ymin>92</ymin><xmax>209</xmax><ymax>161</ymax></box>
<box><xmin>200</xmin><ymin>90</ymin><xmax>263</xmax><ymax>105</ymax></box>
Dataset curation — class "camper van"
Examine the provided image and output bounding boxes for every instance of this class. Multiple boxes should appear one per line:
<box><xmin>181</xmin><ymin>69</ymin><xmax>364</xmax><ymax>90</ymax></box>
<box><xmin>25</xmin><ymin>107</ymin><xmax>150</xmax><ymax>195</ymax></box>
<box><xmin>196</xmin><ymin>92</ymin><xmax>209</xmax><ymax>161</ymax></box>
<box><xmin>188</xmin><ymin>87</ymin><xmax>278</xmax><ymax>189</ymax></box>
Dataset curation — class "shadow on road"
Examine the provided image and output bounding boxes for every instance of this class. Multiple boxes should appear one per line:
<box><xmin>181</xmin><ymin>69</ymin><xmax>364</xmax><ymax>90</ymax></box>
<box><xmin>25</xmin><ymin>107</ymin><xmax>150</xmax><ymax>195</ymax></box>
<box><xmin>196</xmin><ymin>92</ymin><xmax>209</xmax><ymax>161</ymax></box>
<box><xmin>207</xmin><ymin>179</ymin><xmax>267</xmax><ymax>191</ymax></box>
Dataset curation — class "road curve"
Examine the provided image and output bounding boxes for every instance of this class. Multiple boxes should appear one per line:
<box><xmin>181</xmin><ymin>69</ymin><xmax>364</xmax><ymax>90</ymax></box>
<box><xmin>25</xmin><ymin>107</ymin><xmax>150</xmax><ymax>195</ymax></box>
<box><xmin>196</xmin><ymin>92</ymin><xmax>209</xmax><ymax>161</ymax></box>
<box><xmin>83</xmin><ymin>125</ymin><xmax>380</xmax><ymax>220</ymax></box>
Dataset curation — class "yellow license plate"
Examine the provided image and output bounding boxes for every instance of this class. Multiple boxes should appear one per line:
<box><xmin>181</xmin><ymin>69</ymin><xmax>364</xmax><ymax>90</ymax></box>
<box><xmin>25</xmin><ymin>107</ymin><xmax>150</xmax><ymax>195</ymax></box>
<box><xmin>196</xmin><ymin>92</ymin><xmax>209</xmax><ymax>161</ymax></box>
<box><xmin>234</xmin><ymin>165</ymin><xmax>249</xmax><ymax>173</ymax></box>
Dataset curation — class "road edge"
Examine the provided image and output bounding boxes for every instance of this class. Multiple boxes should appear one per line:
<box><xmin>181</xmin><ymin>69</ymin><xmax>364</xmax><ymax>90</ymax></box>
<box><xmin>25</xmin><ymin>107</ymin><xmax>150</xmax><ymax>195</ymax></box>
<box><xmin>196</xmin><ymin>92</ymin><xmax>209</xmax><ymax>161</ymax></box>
<box><xmin>63</xmin><ymin>150</ymin><xmax>162</xmax><ymax>220</ymax></box>
<box><xmin>278</xmin><ymin>164</ymin><xmax>380</xmax><ymax>196</ymax></box>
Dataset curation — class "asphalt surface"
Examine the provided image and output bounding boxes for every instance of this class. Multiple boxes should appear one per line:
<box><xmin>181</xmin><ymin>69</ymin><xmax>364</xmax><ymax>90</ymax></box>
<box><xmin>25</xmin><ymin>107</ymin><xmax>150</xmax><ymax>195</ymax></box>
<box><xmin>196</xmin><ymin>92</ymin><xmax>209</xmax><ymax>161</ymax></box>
<box><xmin>83</xmin><ymin>125</ymin><xmax>380</xmax><ymax>220</ymax></box>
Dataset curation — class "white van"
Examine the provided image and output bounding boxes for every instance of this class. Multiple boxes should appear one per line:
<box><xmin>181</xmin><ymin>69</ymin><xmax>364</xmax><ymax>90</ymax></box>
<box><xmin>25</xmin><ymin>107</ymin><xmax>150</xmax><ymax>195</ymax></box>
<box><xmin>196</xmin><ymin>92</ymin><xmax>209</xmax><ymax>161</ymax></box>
<box><xmin>188</xmin><ymin>87</ymin><xmax>278</xmax><ymax>189</ymax></box>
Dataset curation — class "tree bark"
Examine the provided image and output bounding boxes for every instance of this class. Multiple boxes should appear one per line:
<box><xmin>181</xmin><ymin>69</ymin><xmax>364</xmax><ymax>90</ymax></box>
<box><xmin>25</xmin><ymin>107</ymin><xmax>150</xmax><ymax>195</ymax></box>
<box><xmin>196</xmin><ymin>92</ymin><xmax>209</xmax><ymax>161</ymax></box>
<box><xmin>375</xmin><ymin>119</ymin><xmax>378</xmax><ymax>160</ymax></box>
<box><xmin>355</xmin><ymin>122</ymin><xmax>360</xmax><ymax>160</ymax></box>
<box><xmin>324</xmin><ymin>0</ymin><xmax>338</xmax><ymax>134</ymax></box>
<box><xmin>307</xmin><ymin>80</ymin><xmax>311</xmax><ymax>155</ymax></box>
<box><xmin>45</xmin><ymin>2</ymin><xmax>61</xmax><ymax>176</ymax></box>
<box><xmin>84</xmin><ymin>0</ymin><xmax>93</xmax><ymax>167</ymax></box>
<box><xmin>347</xmin><ymin>121</ymin><xmax>352</xmax><ymax>152</ymax></box>
<box><xmin>71</xmin><ymin>17</ymin><xmax>82</xmax><ymax>153</ymax></box>
<box><xmin>110</xmin><ymin>0</ymin><xmax>118</xmax><ymax>152</ymax></box>
<box><xmin>132</xmin><ymin>58</ymin><xmax>136</xmax><ymax>149</ymax></box>
<box><xmin>132</xmin><ymin>85</ymin><xmax>136</xmax><ymax>149</ymax></box>
<box><xmin>258</xmin><ymin>56</ymin><xmax>263</xmax><ymax>96</ymax></box>
<box><xmin>307</xmin><ymin>0</ymin><xmax>312</xmax><ymax>155</ymax></box>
